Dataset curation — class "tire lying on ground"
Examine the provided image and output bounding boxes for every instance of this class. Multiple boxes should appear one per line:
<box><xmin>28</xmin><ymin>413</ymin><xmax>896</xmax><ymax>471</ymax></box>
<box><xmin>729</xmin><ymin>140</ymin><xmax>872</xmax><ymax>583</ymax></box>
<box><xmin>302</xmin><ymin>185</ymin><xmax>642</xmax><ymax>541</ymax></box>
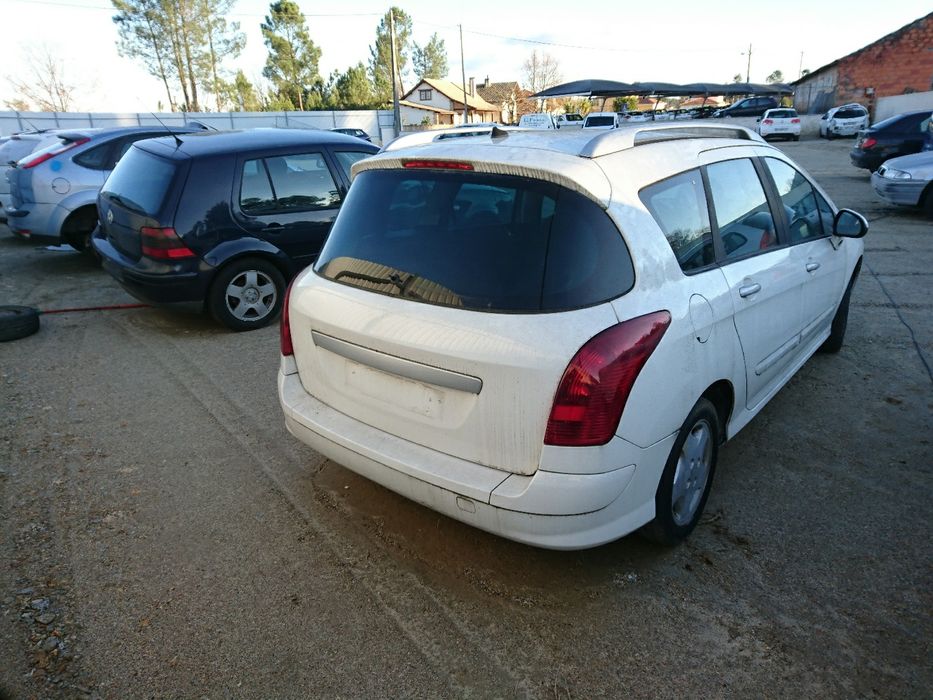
<box><xmin>0</xmin><ymin>306</ymin><xmax>41</xmax><ymax>342</ymax></box>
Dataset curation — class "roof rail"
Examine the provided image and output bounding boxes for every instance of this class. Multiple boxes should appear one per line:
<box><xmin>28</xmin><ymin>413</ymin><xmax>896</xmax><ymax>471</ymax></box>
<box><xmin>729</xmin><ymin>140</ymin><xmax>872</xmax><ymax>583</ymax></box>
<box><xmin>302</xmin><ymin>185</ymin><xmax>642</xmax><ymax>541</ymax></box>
<box><xmin>580</xmin><ymin>123</ymin><xmax>765</xmax><ymax>158</ymax></box>
<box><xmin>381</xmin><ymin>125</ymin><xmax>509</xmax><ymax>153</ymax></box>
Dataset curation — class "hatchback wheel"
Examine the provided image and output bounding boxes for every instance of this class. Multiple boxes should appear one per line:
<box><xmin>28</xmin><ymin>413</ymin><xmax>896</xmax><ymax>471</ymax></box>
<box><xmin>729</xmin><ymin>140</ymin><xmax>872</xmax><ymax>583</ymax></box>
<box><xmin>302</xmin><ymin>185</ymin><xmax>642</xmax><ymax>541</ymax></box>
<box><xmin>643</xmin><ymin>398</ymin><xmax>719</xmax><ymax>545</ymax></box>
<box><xmin>209</xmin><ymin>258</ymin><xmax>285</xmax><ymax>332</ymax></box>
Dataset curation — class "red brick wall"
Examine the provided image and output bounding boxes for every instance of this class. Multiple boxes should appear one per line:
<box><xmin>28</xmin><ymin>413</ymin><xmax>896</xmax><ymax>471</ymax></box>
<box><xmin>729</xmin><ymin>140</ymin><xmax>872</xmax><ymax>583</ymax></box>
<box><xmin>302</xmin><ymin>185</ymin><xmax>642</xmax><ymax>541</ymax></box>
<box><xmin>835</xmin><ymin>14</ymin><xmax>933</xmax><ymax>106</ymax></box>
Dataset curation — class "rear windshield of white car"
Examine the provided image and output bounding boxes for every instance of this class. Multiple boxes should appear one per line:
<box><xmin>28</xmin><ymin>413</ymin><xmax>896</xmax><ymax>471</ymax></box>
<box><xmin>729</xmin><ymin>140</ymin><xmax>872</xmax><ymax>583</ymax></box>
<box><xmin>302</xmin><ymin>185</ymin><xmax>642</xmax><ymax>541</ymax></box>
<box><xmin>834</xmin><ymin>108</ymin><xmax>865</xmax><ymax>119</ymax></box>
<box><xmin>101</xmin><ymin>147</ymin><xmax>177</xmax><ymax>217</ymax></box>
<box><xmin>768</xmin><ymin>110</ymin><xmax>797</xmax><ymax>119</ymax></box>
<box><xmin>315</xmin><ymin>169</ymin><xmax>635</xmax><ymax>313</ymax></box>
<box><xmin>584</xmin><ymin>116</ymin><xmax>615</xmax><ymax>127</ymax></box>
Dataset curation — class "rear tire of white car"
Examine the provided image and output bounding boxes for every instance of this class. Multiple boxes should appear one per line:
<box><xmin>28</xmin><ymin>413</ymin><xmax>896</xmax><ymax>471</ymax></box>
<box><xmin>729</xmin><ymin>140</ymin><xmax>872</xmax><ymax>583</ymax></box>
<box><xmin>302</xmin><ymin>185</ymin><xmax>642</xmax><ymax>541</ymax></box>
<box><xmin>643</xmin><ymin>398</ymin><xmax>720</xmax><ymax>545</ymax></box>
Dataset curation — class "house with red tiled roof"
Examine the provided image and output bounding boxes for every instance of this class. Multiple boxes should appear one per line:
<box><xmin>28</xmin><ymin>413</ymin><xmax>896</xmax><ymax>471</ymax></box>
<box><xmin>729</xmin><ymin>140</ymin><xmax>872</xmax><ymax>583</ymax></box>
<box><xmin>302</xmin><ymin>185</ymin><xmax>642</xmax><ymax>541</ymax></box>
<box><xmin>400</xmin><ymin>77</ymin><xmax>499</xmax><ymax>126</ymax></box>
<box><xmin>476</xmin><ymin>78</ymin><xmax>533</xmax><ymax>124</ymax></box>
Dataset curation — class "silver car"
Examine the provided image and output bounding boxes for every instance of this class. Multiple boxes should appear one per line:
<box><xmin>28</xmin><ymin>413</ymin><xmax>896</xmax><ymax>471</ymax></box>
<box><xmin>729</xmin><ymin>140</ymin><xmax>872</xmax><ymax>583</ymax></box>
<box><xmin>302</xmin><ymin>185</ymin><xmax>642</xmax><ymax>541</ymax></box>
<box><xmin>871</xmin><ymin>151</ymin><xmax>933</xmax><ymax>218</ymax></box>
<box><xmin>0</xmin><ymin>130</ymin><xmax>63</xmax><ymax>223</ymax></box>
<box><xmin>4</xmin><ymin>125</ymin><xmax>203</xmax><ymax>251</ymax></box>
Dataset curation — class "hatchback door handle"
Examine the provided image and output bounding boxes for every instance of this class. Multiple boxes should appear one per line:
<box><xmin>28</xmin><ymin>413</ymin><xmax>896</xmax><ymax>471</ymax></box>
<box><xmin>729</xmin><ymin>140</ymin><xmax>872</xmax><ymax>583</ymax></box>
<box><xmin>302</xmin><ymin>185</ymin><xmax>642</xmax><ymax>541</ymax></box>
<box><xmin>738</xmin><ymin>283</ymin><xmax>761</xmax><ymax>298</ymax></box>
<box><xmin>806</xmin><ymin>261</ymin><xmax>820</xmax><ymax>272</ymax></box>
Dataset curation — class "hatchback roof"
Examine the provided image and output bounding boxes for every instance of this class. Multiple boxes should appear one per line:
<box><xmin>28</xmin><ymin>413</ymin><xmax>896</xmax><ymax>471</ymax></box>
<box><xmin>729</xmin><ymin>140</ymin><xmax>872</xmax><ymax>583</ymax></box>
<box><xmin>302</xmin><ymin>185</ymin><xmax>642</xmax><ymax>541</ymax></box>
<box><xmin>135</xmin><ymin>127</ymin><xmax>369</xmax><ymax>159</ymax></box>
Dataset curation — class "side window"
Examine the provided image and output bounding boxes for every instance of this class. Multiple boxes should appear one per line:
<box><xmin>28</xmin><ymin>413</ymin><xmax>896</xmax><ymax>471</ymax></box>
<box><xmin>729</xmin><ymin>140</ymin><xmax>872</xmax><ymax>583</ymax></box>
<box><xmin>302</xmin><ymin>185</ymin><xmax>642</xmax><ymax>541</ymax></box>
<box><xmin>639</xmin><ymin>169</ymin><xmax>714</xmax><ymax>272</ymax></box>
<box><xmin>764</xmin><ymin>158</ymin><xmax>825</xmax><ymax>242</ymax></box>
<box><xmin>332</xmin><ymin>151</ymin><xmax>373</xmax><ymax>181</ymax></box>
<box><xmin>73</xmin><ymin>143</ymin><xmax>111</xmax><ymax>170</ymax></box>
<box><xmin>266</xmin><ymin>152</ymin><xmax>340</xmax><ymax>211</ymax></box>
<box><xmin>707</xmin><ymin>159</ymin><xmax>778</xmax><ymax>260</ymax></box>
<box><xmin>815</xmin><ymin>191</ymin><xmax>834</xmax><ymax>235</ymax></box>
<box><xmin>239</xmin><ymin>158</ymin><xmax>276</xmax><ymax>214</ymax></box>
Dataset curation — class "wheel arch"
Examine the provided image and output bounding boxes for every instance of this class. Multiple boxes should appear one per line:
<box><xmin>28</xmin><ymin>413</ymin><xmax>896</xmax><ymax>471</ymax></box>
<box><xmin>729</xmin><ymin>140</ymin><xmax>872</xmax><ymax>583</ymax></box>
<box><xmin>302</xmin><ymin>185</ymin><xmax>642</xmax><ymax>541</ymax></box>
<box><xmin>203</xmin><ymin>247</ymin><xmax>295</xmax><ymax>309</ymax></box>
<box><xmin>701</xmin><ymin>379</ymin><xmax>734</xmax><ymax>444</ymax></box>
<box><xmin>61</xmin><ymin>203</ymin><xmax>98</xmax><ymax>235</ymax></box>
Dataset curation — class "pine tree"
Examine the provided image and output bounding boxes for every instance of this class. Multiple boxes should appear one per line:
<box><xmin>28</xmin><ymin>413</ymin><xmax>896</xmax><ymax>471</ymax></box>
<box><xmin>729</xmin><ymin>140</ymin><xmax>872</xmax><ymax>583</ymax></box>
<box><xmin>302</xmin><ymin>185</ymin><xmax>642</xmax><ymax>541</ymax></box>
<box><xmin>412</xmin><ymin>33</ymin><xmax>447</xmax><ymax>79</ymax></box>
<box><xmin>261</xmin><ymin>0</ymin><xmax>322</xmax><ymax>111</ymax></box>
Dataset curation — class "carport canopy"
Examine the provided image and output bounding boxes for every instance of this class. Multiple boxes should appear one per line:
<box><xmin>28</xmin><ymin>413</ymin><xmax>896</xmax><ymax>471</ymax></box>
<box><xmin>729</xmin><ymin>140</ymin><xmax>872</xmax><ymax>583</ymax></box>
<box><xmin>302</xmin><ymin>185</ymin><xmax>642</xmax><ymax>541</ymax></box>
<box><xmin>532</xmin><ymin>80</ymin><xmax>794</xmax><ymax>98</ymax></box>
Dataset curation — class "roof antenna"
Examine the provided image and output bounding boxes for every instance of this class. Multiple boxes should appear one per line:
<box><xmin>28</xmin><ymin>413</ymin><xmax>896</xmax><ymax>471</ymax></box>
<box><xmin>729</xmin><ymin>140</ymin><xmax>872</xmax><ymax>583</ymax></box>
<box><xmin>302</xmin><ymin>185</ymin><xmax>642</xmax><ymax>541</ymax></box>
<box><xmin>150</xmin><ymin>112</ymin><xmax>183</xmax><ymax>148</ymax></box>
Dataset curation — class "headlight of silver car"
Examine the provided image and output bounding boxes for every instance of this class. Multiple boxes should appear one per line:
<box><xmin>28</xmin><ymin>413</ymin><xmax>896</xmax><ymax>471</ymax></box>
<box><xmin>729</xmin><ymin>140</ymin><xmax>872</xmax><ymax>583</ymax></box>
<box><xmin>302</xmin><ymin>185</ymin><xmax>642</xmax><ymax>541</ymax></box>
<box><xmin>882</xmin><ymin>168</ymin><xmax>912</xmax><ymax>180</ymax></box>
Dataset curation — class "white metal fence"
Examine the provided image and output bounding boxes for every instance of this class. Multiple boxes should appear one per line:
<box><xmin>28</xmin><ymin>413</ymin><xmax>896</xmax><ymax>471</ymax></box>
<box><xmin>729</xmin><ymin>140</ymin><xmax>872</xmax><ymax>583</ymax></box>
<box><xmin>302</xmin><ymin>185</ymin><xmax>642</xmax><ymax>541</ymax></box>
<box><xmin>0</xmin><ymin>109</ymin><xmax>397</xmax><ymax>144</ymax></box>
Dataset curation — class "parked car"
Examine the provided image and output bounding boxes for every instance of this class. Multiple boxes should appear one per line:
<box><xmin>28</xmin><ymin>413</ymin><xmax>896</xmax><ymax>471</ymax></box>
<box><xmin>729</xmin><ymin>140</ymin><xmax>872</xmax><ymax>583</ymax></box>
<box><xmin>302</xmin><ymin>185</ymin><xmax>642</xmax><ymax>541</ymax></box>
<box><xmin>93</xmin><ymin>129</ymin><xmax>377</xmax><ymax>331</ymax></box>
<box><xmin>850</xmin><ymin>110</ymin><xmax>933</xmax><ymax>172</ymax></box>
<box><xmin>871</xmin><ymin>151</ymin><xmax>933</xmax><ymax>218</ymax></box>
<box><xmin>555</xmin><ymin>113</ymin><xmax>584</xmax><ymax>129</ymax></box>
<box><xmin>331</xmin><ymin>127</ymin><xmax>372</xmax><ymax>142</ymax></box>
<box><xmin>713</xmin><ymin>96</ymin><xmax>779</xmax><ymax>118</ymax></box>
<box><xmin>819</xmin><ymin>104</ymin><xmax>869</xmax><ymax>139</ymax></box>
<box><xmin>756</xmin><ymin>108</ymin><xmax>801</xmax><ymax>141</ymax></box>
<box><xmin>518</xmin><ymin>113</ymin><xmax>556</xmax><ymax>129</ymax></box>
<box><xmin>583</xmin><ymin>112</ymin><xmax>622</xmax><ymax>129</ymax></box>
<box><xmin>278</xmin><ymin>124</ymin><xmax>867</xmax><ymax>550</ymax></box>
<box><xmin>5</xmin><ymin>125</ymin><xmax>204</xmax><ymax>251</ymax></box>
<box><xmin>0</xmin><ymin>129</ymin><xmax>63</xmax><ymax>224</ymax></box>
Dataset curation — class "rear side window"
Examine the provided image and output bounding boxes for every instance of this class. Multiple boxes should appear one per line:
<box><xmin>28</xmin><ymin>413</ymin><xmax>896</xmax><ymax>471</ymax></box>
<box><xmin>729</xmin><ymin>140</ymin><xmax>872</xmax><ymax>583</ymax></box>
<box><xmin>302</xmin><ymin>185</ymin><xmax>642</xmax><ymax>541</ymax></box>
<box><xmin>240</xmin><ymin>152</ymin><xmax>340</xmax><ymax>214</ymax></box>
<box><xmin>101</xmin><ymin>147</ymin><xmax>177</xmax><ymax>217</ymax></box>
<box><xmin>74</xmin><ymin>143</ymin><xmax>111</xmax><ymax>170</ymax></box>
<box><xmin>332</xmin><ymin>151</ymin><xmax>373</xmax><ymax>180</ymax></box>
<box><xmin>707</xmin><ymin>159</ymin><xmax>778</xmax><ymax>260</ymax></box>
<box><xmin>640</xmin><ymin>170</ymin><xmax>714</xmax><ymax>273</ymax></box>
<box><xmin>315</xmin><ymin>170</ymin><xmax>634</xmax><ymax>313</ymax></box>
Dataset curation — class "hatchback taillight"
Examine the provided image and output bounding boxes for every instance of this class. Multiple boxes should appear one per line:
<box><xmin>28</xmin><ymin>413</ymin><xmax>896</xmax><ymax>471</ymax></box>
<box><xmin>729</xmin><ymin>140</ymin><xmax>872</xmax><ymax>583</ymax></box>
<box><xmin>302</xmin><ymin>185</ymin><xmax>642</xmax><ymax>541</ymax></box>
<box><xmin>861</xmin><ymin>137</ymin><xmax>877</xmax><ymax>149</ymax></box>
<box><xmin>544</xmin><ymin>311</ymin><xmax>672</xmax><ymax>447</ymax></box>
<box><xmin>762</xmin><ymin>119</ymin><xmax>773</xmax><ymax>125</ymax></box>
<box><xmin>791</xmin><ymin>118</ymin><xmax>800</xmax><ymax>124</ymax></box>
<box><xmin>20</xmin><ymin>137</ymin><xmax>90</xmax><ymax>169</ymax></box>
<box><xmin>280</xmin><ymin>281</ymin><xmax>294</xmax><ymax>356</ymax></box>
<box><xmin>140</xmin><ymin>227</ymin><xmax>196</xmax><ymax>259</ymax></box>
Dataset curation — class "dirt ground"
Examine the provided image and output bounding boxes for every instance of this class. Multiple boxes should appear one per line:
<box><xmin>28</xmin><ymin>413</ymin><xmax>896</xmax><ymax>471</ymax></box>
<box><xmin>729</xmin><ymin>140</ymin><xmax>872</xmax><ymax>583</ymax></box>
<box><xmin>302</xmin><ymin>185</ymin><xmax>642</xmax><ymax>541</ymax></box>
<box><xmin>1</xmin><ymin>137</ymin><xmax>931</xmax><ymax>699</ymax></box>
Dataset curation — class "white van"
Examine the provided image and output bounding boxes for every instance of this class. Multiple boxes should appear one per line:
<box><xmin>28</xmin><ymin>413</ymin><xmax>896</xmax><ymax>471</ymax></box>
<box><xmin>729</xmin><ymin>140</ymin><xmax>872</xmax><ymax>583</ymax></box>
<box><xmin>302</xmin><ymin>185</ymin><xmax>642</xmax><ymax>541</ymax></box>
<box><xmin>582</xmin><ymin>112</ymin><xmax>622</xmax><ymax>130</ymax></box>
<box><xmin>518</xmin><ymin>113</ymin><xmax>556</xmax><ymax>129</ymax></box>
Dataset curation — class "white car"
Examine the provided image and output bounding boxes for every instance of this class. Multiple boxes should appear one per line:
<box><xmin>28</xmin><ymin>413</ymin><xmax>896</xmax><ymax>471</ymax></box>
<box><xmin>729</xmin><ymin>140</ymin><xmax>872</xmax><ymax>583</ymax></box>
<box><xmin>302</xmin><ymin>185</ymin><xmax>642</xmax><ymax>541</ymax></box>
<box><xmin>555</xmin><ymin>113</ymin><xmax>584</xmax><ymax>129</ymax></box>
<box><xmin>756</xmin><ymin>108</ymin><xmax>801</xmax><ymax>141</ymax></box>
<box><xmin>278</xmin><ymin>123</ymin><xmax>867</xmax><ymax>550</ymax></box>
<box><xmin>819</xmin><ymin>104</ymin><xmax>869</xmax><ymax>139</ymax></box>
<box><xmin>582</xmin><ymin>112</ymin><xmax>622</xmax><ymax>129</ymax></box>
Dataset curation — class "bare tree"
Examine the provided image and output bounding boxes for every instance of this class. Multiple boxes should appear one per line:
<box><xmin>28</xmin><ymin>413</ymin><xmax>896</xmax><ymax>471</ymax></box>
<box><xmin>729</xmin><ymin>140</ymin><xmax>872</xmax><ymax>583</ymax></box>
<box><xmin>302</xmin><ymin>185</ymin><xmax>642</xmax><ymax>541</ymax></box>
<box><xmin>6</xmin><ymin>46</ymin><xmax>77</xmax><ymax>112</ymax></box>
<box><xmin>521</xmin><ymin>50</ymin><xmax>561</xmax><ymax>95</ymax></box>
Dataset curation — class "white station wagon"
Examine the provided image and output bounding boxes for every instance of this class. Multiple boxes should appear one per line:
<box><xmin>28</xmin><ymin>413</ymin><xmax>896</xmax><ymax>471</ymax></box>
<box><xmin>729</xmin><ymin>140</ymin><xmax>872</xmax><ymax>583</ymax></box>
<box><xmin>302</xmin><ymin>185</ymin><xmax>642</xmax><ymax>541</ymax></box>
<box><xmin>278</xmin><ymin>124</ymin><xmax>867</xmax><ymax>550</ymax></box>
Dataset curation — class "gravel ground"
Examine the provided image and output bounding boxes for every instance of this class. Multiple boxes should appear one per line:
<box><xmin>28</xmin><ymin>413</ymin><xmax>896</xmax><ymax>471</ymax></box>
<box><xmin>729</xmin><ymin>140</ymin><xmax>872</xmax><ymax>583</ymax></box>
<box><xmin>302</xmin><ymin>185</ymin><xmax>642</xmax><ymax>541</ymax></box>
<box><xmin>1</xmin><ymin>137</ymin><xmax>931</xmax><ymax>699</ymax></box>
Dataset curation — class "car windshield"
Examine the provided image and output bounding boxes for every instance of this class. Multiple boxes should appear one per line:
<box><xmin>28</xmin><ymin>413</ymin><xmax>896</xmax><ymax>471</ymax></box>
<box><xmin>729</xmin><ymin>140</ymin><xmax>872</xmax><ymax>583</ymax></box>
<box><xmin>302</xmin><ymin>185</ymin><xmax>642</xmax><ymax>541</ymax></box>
<box><xmin>315</xmin><ymin>169</ymin><xmax>635</xmax><ymax>313</ymax></box>
<box><xmin>585</xmin><ymin>116</ymin><xmax>615</xmax><ymax>127</ymax></box>
<box><xmin>101</xmin><ymin>147</ymin><xmax>177</xmax><ymax>216</ymax></box>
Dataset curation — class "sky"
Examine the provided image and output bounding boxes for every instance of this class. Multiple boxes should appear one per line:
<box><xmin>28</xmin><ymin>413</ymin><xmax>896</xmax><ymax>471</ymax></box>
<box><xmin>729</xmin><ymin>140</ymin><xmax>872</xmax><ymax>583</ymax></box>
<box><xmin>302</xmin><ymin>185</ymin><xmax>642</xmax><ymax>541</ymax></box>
<box><xmin>2</xmin><ymin>0</ymin><xmax>931</xmax><ymax>112</ymax></box>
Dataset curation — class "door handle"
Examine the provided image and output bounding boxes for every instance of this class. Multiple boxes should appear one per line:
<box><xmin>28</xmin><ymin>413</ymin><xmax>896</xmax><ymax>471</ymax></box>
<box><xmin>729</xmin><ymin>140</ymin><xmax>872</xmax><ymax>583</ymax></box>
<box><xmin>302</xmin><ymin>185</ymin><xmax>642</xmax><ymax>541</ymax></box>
<box><xmin>264</xmin><ymin>222</ymin><xmax>283</xmax><ymax>231</ymax></box>
<box><xmin>738</xmin><ymin>283</ymin><xmax>761</xmax><ymax>298</ymax></box>
<box><xmin>806</xmin><ymin>261</ymin><xmax>820</xmax><ymax>272</ymax></box>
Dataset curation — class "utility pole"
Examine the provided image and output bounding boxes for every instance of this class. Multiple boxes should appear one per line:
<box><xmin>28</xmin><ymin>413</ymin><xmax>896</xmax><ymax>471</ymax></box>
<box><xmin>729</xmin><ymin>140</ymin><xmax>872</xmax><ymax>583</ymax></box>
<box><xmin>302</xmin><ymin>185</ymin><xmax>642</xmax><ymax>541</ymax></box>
<box><xmin>389</xmin><ymin>9</ymin><xmax>401</xmax><ymax>137</ymax></box>
<box><xmin>745</xmin><ymin>43</ymin><xmax>752</xmax><ymax>83</ymax></box>
<box><xmin>459</xmin><ymin>24</ymin><xmax>468</xmax><ymax>124</ymax></box>
<box><xmin>798</xmin><ymin>51</ymin><xmax>804</xmax><ymax>79</ymax></box>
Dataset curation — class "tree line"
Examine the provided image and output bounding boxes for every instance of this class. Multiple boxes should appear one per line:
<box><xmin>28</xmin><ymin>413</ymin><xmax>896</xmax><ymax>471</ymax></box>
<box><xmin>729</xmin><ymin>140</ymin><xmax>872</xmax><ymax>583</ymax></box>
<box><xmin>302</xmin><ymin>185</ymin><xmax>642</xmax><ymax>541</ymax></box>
<box><xmin>112</xmin><ymin>1</ymin><xmax>449</xmax><ymax>112</ymax></box>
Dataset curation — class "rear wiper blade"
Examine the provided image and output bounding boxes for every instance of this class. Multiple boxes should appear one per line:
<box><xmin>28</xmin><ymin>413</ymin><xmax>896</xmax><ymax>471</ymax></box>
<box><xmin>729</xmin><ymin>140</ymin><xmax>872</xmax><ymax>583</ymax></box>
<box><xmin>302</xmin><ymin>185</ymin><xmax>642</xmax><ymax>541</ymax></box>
<box><xmin>104</xmin><ymin>192</ymin><xmax>144</xmax><ymax>215</ymax></box>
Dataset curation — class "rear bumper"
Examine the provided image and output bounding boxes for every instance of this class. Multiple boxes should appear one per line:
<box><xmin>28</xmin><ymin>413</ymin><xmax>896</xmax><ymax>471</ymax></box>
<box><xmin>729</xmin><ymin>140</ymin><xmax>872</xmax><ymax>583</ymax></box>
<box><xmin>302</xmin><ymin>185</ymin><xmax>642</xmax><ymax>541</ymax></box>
<box><xmin>871</xmin><ymin>173</ymin><xmax>926</xmax><ymax>206</ymax></box>
<box><xmin>278</xmin><ymin>360</ymin><xmax>675</xmax><ymax>550</ymax></box>
<box><xmin>4</xmin><ymin>202</ymin><xmax>59</xmax><ymax>242</ymax></box>
<box><xmin>849</xmin><ymin>149</ymin><xmax>881</xmax><ymax>171</ymax></box>
<box><xmin>94</xmin><ymin>234</ymin><xmax>211</xmax><ymax>305</ymax></box>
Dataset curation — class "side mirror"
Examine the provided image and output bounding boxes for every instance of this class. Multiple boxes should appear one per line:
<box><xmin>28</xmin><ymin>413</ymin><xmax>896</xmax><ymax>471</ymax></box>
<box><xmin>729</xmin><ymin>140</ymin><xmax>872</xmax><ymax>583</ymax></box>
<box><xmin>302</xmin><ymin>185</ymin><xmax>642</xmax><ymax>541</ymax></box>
<box><xmin>833</xmin><ymin>209</ymin><xmax>868</xmax><ymax>238</ymax></box>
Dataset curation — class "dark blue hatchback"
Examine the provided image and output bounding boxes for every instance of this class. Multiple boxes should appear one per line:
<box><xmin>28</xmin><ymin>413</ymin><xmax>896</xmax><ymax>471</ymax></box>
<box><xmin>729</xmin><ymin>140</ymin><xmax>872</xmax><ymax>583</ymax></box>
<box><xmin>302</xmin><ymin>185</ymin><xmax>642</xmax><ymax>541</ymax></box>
<box><xmin>93</xmin><ymin>128</ymin><xmax>377</xmax><ymax>330</ymax></box>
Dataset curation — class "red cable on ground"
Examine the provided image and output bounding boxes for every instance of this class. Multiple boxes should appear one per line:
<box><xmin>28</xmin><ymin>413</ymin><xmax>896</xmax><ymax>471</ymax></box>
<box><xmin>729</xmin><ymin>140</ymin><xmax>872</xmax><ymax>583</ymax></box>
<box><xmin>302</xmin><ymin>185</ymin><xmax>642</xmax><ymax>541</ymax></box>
<box><xmin>39</xmin><ymin>303</ymin><xmax>150</xmax><ymax>315</ymax></box>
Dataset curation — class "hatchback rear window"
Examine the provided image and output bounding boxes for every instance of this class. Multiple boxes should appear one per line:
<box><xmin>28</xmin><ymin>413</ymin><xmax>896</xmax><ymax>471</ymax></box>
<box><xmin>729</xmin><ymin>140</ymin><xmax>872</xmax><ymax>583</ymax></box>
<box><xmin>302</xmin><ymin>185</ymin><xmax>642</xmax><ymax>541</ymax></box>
<box><xmin>834</xmin><ymin>108</ymin><xmax>865</xmax><ymax>119</ymax></box>
<box><xmin>101</xmin><ymin>147</ymin><xmax>177</xmax><ymax>217</ymax></box>
<box><xmin>768</xmin><ymin>110</ymin><xmax>796</xmax><ymax>119</ymax></box>
<box><xmin>585</xmin><ymin>116</ymin><xmax>615</xmax><ymax>127</ymax></box>
<box><xmin>315</xmin><ymin>169</ymin><xmax>635</xmax><ymax>313</ymax></box>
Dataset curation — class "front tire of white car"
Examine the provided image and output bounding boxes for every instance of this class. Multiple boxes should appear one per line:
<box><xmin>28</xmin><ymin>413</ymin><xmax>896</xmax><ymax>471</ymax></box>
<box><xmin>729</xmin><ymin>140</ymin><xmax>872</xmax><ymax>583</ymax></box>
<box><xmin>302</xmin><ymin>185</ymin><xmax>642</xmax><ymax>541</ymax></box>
<box><xmin>643</xmin><ymin>398</ymin><xmax>720</xmax><ymax>545</ymax></box>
